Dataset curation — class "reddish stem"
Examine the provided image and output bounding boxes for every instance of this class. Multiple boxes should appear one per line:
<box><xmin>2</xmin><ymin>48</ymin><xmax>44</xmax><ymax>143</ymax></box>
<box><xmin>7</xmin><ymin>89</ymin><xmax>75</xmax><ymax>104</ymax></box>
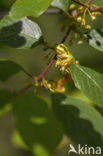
<box><xmin>19</xmin><ymin>56</ymin><xmax>56</xmax><ymax>93</ymax></box>
<box><xmin>72</xmin><ymin>0</ymin><xmax>90</xmax><ymax>8</ymax></box>
<box><xmin>61</xmin><ymin>26</ymin><xmax>73</xmax><ymax>43</ymax></box>
<box><xmin>19</xmin><ymin>27</ymin><xmax>72</xmax><ymax>93</ymax></box>
<box><xmin>38</xmin><ymin>56</ymin><xmax>56</xmax><ymax>80</ymax></box>
<box><xmin>90</xmin><ymin>7</ymin><xmax>103</xmax><ymax>12</ymax></box>
<box><xmin>72</xmin><ymin>0</ymin><xmax>103</xmax><ymax>12</ymax></box>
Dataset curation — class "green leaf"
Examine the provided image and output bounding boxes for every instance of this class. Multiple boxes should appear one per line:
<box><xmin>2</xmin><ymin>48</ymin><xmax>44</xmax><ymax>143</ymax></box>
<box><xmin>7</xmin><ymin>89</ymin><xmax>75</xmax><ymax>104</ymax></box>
<box><xmin>69</xmin><ymin>90</ymin><xmax>93</xmax><ymax>105</ymax></box>
<box><xmin>13</xmin><ymin>93</ymin><xmax>63</xmax><ymax>156</ymax></box>
<box><xmin>0</xmin><ymin>89</ymin><xmax>12</xmax><ymax>117</ymax></box>
<box><xmin>10</xmin><ymin>0</ymin><xmax>53</xmax><ymax>20</ymax></box>
<box><xmin>51</xmin><ymin>93</ymin><xmax>103</xmax><ymax>147</ymax></box>
<box><xmin>0</xmin><ymin>15</ymin><xmax>42</xmax><ymax>49</ymax></box>
<box><xmin>0</xmin><ymin>59</ymin><xmax>24</xmax><ymax>81</ymax></box>
<box><xmin>70</xmin><ymin>64</ymin><xmax>103</xmax><ymax>107</ymax></box>
<box><xmin>51</xmin><ymin>0</ymin><xmax>69</xmax><ymax>12</ymax></box>
<box><xmin>87</xmin><ymin>29</ymin><xmax>103</xmax><ymax>52</ymax></box>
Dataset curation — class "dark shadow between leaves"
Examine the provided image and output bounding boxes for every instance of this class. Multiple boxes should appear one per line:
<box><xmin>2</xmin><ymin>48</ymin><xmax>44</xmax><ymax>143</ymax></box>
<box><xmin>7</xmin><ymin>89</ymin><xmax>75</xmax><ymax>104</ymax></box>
<box><xmin>96</xmin><ymin>40</ymin><xmax>101</xmax><ymax>46</ymax></box>
<box><xmin>95</xmin><ymin>105</ymin><xmax>103</xmax><ymax>116</ymax></box>
<box><xmin>96</xmin><ymin>29</ymin><xmax>103</xmax><ymax>37</ymax></box>
<box><xmin>31</xmin><ymin>36</ymin><xmax>44</xmax><ymax>48</ymax></box>
<box><xmin>62</xmin><ymin>105</ymin><xmax>103</xmax><ymax>148</ymax></box>
<box><xmin>0</xmin><ymin>21</ymin><xmax>26</xmax><ymax>48</ymax></box>
<box><xmin>52</xmin><ymin>93</ymin><xmax>103</xmax><ymax>148</ymax></box>
<box><xmin>86</xmin><ymin>30</ymin><xmax>102</xmax><ymax>47</ymax></box>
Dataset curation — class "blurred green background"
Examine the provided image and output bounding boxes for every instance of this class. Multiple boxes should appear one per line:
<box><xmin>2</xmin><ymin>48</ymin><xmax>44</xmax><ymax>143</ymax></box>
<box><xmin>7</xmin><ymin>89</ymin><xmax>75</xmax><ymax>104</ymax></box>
<box><xmin>0</xmin><ymin>0</ymin><xmax>103</xmax><ymax>155</ymax></box>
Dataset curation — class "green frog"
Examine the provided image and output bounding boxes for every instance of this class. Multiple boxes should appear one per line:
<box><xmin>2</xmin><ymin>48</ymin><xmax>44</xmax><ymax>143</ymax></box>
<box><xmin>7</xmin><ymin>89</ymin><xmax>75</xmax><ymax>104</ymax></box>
<box><xmin>55</xmin><ymin>43</ymin><xmax>76</xmax><ymax>74</ymax></box>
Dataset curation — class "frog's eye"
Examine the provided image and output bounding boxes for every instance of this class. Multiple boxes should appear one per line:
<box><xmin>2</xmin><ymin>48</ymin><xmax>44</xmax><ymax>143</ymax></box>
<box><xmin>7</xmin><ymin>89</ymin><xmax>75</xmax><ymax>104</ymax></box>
<box><xmin>59</xmin><ymin>44</ymin><xmax>68</xmax><ymax>53</ymax></box>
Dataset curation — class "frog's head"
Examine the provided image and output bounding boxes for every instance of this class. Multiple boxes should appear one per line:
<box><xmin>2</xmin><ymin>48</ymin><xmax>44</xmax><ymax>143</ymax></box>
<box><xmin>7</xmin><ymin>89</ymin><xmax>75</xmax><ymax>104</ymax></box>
<box><xmin>55</xmin><ymin>44</ymin><xmax>69</xmax><ymax>55</ymax></box>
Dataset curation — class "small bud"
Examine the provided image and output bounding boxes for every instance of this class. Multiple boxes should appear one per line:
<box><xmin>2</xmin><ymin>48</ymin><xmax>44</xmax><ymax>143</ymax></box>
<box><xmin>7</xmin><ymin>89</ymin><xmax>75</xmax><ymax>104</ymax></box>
<box><xmin>76</xmin><ymin>60</ymin><xmax>79</xmax><ymax>64</ymax></box>
<box><xmin>77</xmin><ymin>16</ymin><xmax>82</xmax><ymax>22</ymax></box>
<box><xmin>34</xmin><ymin>77</ymin><xmax>39</xmax><ymax>87</ymax></box>
<box><xmin>83</xmin><ymin>34</ymin><xmax>87</xmax><ymax>38</ymax></box>
<box><xmin>92</xmin><ymin>12</ymin><xmax>102</xmax><ymax>16</ymax></box>
<box><xmin>91</xmin><ymin>16</ymin><xmax>96</xmax><ymax>21</ymax></box>
<box><xmin>82</xmin><ymin>19</ymin><xmax>86</xmax><ymax>25</ymax></box>
<box><xmin>91</xmin><ymin>12</ymin><xmax>96</xmax><ymax>16</ymax></box>
<box><xmin>85</xmin><ymin>25</ymin><xmax>91</xmax><ymax>30</ymax></box>
<box><xmin>72</xmin><ymin>10</ymin><xmax>77</xmax><ymax>17</ymax></box>
<box><xmin>77</xmin><ymin>40</ymin><xmax>83</xmax><ymax>45</ymax></box>
<box><xmin>96</xmin><ymin>12</ymin><xmax>102</xmax><ymax>16</ymax></box>
<box><xmin>69</xmin><ymin>4</ymin><xmax>75</xmax><ymax>10</ymax></box>
<box><xmin>78</xmin><ymin>6</ymin><xmax>83</xmax><ymax>11</ymax></box>
<box><xmin>74</xmin><ymin>33</ymin><xmax>78</xmax><ymax>39</ymax></box>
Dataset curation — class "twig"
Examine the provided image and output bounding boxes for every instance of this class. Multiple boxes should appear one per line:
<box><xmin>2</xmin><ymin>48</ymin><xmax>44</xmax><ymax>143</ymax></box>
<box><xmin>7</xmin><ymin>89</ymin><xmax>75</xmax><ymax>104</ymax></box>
<box><xmin>61</xmin><ymin>26</ymin><xmax>73</xmax><ymax>43</ymax></box>
<box><xmin>23</xmin><ymin>70</ymin><xmax>34</xmax><ymax>79</ymax></box>
<box><xmin>72</xmin><ymin>0</ymin><xmax>90</xmax><ymax>9</ymax></box>
<box><xmin>71</xmin><ymin>0</ymin><xmax>103</xmax><ymax>12</ymax></box>
<box><xmin>19</xmin><ymin>27</ymin><xmax>72</xmax><ymax>93</ymax></box>
<box><xmin>66</xmin><ymin>12</ymin><xmax>74</xmax><ymax>19</ymax></box>
<box><xmin>19</xmin><ymin>56</ymin><xmax>56</xmax><ymax>93</ymax></box>
<box><xmin>90</xmin><ymin>7</ymin><xmax>103</xmax><ymax>12</ymax></box>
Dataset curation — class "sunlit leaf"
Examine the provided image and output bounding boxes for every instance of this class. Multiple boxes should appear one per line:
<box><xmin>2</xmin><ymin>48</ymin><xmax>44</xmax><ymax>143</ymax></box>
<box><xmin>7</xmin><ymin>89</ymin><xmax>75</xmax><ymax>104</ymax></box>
<box><xmin>70</xmin><ymin>64</ymin><xmax>103</xmax><ymax>107</ymax></box>
<box><xmin>10</xmin><ymin>0</ymin><xmax>54</xmax><ymax>20</ymax></box>
<box><xmin>0</xmin><ymin>15</ymin><xmax>42</xmax><ymax>49</ymax></box>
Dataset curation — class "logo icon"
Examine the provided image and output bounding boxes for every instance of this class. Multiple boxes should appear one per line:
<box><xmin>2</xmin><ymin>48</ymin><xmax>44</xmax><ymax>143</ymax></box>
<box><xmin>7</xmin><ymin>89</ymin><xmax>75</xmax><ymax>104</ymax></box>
<box><xmin>68</xmin><ymin>144</ymin><xmax>78</xmax><ymax>154</ymax></box>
